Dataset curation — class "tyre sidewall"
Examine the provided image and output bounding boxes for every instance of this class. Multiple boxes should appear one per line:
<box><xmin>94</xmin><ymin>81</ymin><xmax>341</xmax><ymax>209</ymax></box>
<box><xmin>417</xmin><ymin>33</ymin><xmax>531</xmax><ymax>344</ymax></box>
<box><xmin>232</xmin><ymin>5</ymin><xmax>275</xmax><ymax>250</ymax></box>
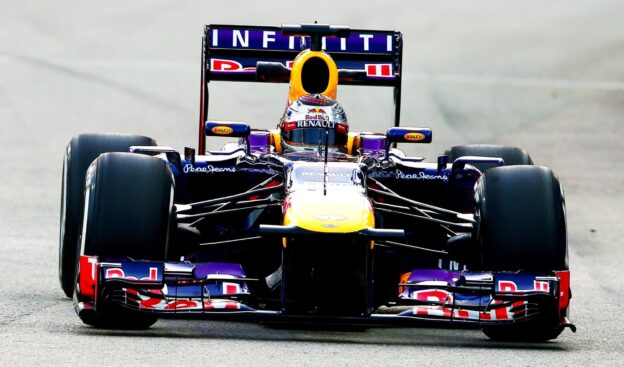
<box><xmin>59</xmin><ymin>134</ymin><xmax>156</xmax><ymax>297</ymax></box>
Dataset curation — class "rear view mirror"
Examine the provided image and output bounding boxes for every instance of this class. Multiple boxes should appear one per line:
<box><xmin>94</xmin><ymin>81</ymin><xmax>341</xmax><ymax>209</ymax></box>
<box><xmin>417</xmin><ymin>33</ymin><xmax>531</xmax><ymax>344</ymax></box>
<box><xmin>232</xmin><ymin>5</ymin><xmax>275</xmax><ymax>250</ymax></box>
<box><xmin>385</xmin><ymin>127</ymin><xmax>432</xmax><ymax>144</ymax></box>
<box><xmin>204</xmin><ymin>121</ymin><xmax>251</xmax><ymax>138</ymax></box>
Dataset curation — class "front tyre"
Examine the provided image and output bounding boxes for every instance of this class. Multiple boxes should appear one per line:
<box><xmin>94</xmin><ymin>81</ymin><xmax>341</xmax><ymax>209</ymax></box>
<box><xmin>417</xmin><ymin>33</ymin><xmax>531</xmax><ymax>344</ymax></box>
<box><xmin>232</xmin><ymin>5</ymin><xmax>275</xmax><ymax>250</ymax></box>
<box><xmin>59</xmin><ymin>133</ymin><xmax>156</xmax><ymax>298</ymax></box>
<box><xmin>77</xmin><ymin>152</ymin><xmax>174</xmax><ymax>329</ymax></box>
<box><xmin>475</xmin><ymin>166</ymin><xmax>568</xmax><ymax>341</ymax></box>
<box><xmin>476</xmin><ymin>166</ymin><xmax>567</xmax><ymax>272</ymax></box>
<box><xmin>482</xmin><ymin>320</ymin><xmax>565</xmax><ymax>342</ymax></box>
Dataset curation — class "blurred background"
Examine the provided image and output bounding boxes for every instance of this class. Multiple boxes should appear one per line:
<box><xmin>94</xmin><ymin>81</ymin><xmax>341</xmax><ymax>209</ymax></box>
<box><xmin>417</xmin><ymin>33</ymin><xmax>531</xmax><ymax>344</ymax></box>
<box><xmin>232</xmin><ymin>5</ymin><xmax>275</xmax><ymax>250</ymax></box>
<box><xmin>3</xmin><ymin>1</ymin><xmax>623</xmax><ymax>154</ymax></box>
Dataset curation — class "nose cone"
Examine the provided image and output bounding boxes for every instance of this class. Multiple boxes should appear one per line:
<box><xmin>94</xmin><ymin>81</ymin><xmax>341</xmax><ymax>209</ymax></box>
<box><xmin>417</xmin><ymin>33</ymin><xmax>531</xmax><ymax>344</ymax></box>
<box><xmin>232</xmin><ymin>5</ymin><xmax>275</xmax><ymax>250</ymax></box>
<box><xmin>283</xmin><ymin>192</ymin><xmax>374</xmax><ymax>233</ymax></box>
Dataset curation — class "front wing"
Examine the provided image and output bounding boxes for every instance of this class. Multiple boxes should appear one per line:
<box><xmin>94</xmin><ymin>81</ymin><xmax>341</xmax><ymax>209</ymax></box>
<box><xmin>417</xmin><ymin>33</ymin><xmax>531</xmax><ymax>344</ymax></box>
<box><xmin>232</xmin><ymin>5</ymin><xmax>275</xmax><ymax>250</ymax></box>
<box><xmin>75</xmin><ymin>255</ymin><xmax>573</xmax><ymax>329</ymax></box>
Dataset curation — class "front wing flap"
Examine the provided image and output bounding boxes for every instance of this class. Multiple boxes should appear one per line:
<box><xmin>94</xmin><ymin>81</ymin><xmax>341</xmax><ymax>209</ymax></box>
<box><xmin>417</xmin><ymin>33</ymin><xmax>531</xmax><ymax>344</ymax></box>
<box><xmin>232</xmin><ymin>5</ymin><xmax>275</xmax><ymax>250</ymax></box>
<box><xmin>395</xmin><ymin>269</ymin><xmax>572</xmax><ymax>327</ymax></box>
<box><xmin>76</xmin><ymin>256</ymin><xmax>572</xmax><ymax>329</ymax></box>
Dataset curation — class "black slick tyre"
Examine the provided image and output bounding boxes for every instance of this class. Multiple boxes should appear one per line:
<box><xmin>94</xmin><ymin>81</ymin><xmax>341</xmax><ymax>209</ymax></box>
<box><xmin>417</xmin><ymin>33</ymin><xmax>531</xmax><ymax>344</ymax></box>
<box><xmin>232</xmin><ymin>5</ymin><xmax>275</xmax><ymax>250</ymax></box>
<box><xmin>476</xmin><ymin>166</ymin><xmax>567</xmax><ymax>272</ymax></box>
<box><xmin>475</xmin><ymin>165</ymin><xmax>568</xmax><ymax>341</ymax></box>
<box><xmin>59</xmin><ymin>134</ymin><xmax>156</xmax><ymax>298</ymax></box>
<box><xmin>77</xmin><ymin>152</ymin><xmax>174</xmax><ymax>329</ymax></box>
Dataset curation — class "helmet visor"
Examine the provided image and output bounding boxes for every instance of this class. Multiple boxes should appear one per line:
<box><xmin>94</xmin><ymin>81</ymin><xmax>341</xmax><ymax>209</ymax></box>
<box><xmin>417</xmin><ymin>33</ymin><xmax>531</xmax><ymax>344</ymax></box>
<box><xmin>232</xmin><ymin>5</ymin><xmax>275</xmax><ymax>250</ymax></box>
<box><xmin>282</xmin><ymin>127</ymin><xmax>348</xmax><ymax>147</ymax></box>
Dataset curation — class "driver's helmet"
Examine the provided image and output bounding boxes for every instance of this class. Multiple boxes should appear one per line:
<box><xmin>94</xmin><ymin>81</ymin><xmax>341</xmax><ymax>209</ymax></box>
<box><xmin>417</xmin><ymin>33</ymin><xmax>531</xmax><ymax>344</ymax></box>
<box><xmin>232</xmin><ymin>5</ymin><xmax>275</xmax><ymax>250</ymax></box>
<box><xmin>279</xmin><ymin>94</ymin><xmax>348</xmax><ymax>153</ymax></box>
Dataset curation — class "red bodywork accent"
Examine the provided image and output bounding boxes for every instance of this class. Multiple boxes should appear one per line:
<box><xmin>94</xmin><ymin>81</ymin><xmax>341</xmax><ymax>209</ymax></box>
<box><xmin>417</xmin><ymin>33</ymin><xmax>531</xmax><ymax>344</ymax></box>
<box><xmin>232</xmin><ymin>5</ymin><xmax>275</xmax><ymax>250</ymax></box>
<box><xmin>165</xmin><ymin>300</ymin><xmax>198</xmax><ymax>310</ymax></box>
<box><xmin>283</xmin><ymin>121</ymin><xmax>297</xmax><ymax>131</ymax></box>
<box><xmin>456</xmin><ymin>310</ymin><xmax>469</xmax><ymax>318</ymax></box>
<box><xmin>366</xmin><ymin>64</ymin><xmax>392</xmax><ymax>77</ymax></box>
<box><xmin>140</xmin><ymin>297</ymin><xmax>163</xmax><ymax>309</ymax></box>
<box><xmin>212</xmin><ymin>59</ymin><xmax>241</xmax><ymax>71</ymax></box>
<box><xmin>494</xmin><ymin>306</ymin><xmax>508</xmax><ymax>320</ymax></box>
<box><xmin>336</xmin><ymin>123</ymin><xmax>348</xmax><ymax>134</ymax></box>
<box><xmin>105</xmin><ymin>268</ymin><xmax>124</xmax><ymax>279</ymax></box>
<box><xmin>411</xmin><ymin>289</ymin><xmax>453</xmax><ymax>303</ymax></box>
<box><xmin>510</xmin><ymin>301</ymin><xmax>525</xmax><ymax>317</ymax></box>
<box><xmin>556</xmin><ymin>270</ymin><xmax>571</xmax><ymax>312</ymax></box>
<box><xmin>248</xmin><ymin>179</ymin><xmax>281</xmax><ymax>200</ymax></box>
<box><xmin>282</xmin><ymin>196</ymin><xmax>292</xmax><ymax>217</ymax></box>
<box><xmin>534</xmin><ymin>280</ymin><xmax>550</xmax><ymax>292</ymax></box>
<box><xmin>497</xmin><ymin>280</ymin><xmax>518</xmax><ymax>292</ymax></box>
<box><xmin>79</xmin><ymin>255</ymin><xmax>98</xmax><ymax>301</ymax></box>
<box><xmin>226</xmin><ymin>284</ymin><xmax>238</xmax><ymax>294</ymax></box>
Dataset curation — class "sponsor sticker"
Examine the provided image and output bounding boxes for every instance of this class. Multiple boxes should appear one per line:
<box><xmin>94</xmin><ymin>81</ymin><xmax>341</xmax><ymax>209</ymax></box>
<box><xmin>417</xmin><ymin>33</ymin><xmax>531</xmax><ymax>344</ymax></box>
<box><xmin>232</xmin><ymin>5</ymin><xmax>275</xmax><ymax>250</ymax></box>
<box><xmin>211</xmin><ymin>126</ymin><xmax>234</xmax><ymax>135</ymax></box>
<box><xmin>304</xmin><ymin>108</ymin><xmax>330</xmax><ymax>123</ymax></box>
<box><xmin>365</xmin><ymin>63</ymin><xmax>393</xmax><ymax>77</ymax></box>
<box><xmin>404</xmin><ymin>132</ymin><xmax>425</xmax><ymax>141</ymax></box>
<box><xmin>297</xmin><ymin>120</ymin><xmax>335</xmax><ymax>128</ymax></box>
<box><xmin>497</xmin><ymin>280</ymin><xmax>518</xmax><ymax>292</ymax></box>
<box><xmin>211</xmin><ymin>58</ymin><xmax>256</xmax><ymax>72</ymax></box>
<box><xmin>210</xmin><ymin>28</ymin><xmax>395</xmax><ymax>54</ymax></box>
<box><xmin>369</xmin><ymin>169</ymin><xmax>448</xmax><ymax>181</ymax></box>
<box><xmin>103</xmin><ymin>266</ymin><xmax>160</xmax><ymax>282</ymax></box>
<box><xmin>183</xmin><ymin>164</ymin><xmax>236</xmax><ymax>174</ymax></box>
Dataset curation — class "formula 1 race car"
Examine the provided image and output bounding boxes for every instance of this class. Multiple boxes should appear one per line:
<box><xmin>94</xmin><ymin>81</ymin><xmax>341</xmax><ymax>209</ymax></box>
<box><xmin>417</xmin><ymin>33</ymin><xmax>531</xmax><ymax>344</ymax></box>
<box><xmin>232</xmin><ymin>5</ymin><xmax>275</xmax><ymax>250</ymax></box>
<box><xmin>59</xmin><ymin>23</ymin><xmax>574</xmax><ymax>341</ymax></box>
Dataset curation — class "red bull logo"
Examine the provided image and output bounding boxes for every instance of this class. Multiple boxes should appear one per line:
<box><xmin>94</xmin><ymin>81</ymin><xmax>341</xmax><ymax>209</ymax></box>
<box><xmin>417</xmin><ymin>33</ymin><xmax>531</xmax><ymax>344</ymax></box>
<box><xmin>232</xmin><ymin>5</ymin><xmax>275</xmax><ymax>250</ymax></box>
<box><xmin>304</xmin><ymin>108</ymin><xmax>330</xmax><ymax>123</ymax></box>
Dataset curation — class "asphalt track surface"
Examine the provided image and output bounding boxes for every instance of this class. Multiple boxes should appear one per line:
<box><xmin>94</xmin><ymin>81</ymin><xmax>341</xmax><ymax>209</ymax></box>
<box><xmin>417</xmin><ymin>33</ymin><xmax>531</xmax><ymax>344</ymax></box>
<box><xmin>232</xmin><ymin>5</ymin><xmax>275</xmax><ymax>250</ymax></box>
<box><xmin>1</xmin><ymin>1</ymin><xmax>623</xmax><ymax>366</ymax></box>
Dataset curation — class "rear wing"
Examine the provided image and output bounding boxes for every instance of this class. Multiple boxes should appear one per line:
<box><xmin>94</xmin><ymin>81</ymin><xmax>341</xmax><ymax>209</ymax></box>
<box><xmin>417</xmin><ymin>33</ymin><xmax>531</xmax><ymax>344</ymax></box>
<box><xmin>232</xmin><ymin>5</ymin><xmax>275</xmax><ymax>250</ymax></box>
<box><xmin>198</xmin><ymin>24</ymin><xmax>404</xmax><ymax>153</ymax></box>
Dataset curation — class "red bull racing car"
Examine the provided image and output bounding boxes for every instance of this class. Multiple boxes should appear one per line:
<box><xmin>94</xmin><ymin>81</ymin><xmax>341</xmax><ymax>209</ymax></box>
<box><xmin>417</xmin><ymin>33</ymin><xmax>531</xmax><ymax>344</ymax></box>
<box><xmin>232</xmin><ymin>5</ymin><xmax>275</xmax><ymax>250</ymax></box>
<box><xmin>59</xmin><ymin>24</ymin><xmax>574</xmax><ymax>341</ymax></box>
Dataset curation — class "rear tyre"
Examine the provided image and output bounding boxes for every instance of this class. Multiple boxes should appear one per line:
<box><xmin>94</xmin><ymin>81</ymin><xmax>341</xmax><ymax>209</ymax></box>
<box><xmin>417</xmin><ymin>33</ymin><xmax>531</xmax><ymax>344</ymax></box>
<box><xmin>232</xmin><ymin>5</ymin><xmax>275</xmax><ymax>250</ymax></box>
<box><xmin>59</xmin><ymin>134</ymin><xmax>156</xmax><ymax>298</ymax></box>
<box><xmin>445</xmin><ymin>144</ymin><xmax>533</xmax><ymax>172</ymax></box>
<box><xmin>475</xmin><ymin>166</ymin><xmax>568</xmax><ymax>341</ymax></box>
<box><xmin>77</xmin><ymin>152</ymin><xmax>174</xmax><ymax>329</ymax></box>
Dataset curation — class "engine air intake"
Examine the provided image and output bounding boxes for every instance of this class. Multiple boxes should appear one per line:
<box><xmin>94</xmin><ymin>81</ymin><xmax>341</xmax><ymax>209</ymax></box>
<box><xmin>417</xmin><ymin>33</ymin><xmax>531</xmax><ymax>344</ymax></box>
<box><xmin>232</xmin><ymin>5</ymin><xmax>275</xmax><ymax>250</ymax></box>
<box><xmin>301</xmin><ymin>57</ymin><xmax>330</xmax><ymax>94</ymax></box>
